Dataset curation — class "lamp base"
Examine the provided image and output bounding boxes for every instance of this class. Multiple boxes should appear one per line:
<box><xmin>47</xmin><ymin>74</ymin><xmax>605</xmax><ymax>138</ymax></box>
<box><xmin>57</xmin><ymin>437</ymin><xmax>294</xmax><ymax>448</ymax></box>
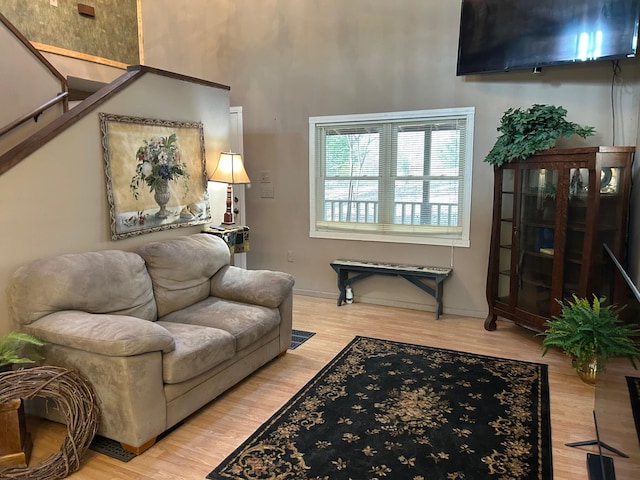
<box><xmin>222</xmin><ymin>184</ymin><xmax>234</xmax><ymax>225</ymax></box>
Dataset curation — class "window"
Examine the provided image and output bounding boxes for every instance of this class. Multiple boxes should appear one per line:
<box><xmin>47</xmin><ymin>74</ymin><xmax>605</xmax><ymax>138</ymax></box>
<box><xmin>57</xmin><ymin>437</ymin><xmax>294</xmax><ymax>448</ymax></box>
<box><xmin>309</xmin><ymin>107</ymin><xmax>474</xmax><ymax>246</ymax></box>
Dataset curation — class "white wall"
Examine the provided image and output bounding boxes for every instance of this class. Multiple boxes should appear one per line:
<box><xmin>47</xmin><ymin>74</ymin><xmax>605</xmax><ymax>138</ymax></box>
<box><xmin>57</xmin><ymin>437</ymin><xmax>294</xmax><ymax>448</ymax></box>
<box><xmin>0</xmin><ymin>72</ymin><xmax>230</xmax><ymax>334</ymax></box>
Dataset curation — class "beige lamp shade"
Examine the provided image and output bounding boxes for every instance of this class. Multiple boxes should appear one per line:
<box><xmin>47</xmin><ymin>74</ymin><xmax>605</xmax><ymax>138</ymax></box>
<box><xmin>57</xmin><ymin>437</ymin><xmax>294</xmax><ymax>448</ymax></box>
<box><xmin>209</xmin><ymin>152</ymin><xmax>251</xmax><ymax>184</ymax></box>
<box><xmin>209</xmin><ymin>152</ymin><xmax>250</xmax><ymax>225</ymax></box>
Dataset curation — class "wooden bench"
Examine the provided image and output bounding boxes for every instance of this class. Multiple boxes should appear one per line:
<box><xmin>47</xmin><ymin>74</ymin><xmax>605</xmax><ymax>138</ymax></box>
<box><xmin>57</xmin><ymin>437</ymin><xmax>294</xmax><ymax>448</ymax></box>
<box><xmin>330</xmin><ymin>259</ymin><xmax>453</xmax><ymax>319</ymax></box>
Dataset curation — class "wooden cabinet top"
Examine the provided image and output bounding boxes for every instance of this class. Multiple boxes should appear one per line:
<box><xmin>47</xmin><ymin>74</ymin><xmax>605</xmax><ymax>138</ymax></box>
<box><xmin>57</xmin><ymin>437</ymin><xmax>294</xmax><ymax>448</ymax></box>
<box><xmin>496</xmin><ymin>146</ymin><xmax>635</xmax><ymax>169</ymax></box>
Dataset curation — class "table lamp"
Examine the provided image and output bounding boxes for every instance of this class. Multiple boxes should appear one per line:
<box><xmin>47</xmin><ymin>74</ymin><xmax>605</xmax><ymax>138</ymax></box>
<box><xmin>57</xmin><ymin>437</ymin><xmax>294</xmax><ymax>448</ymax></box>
<box><xmin>209</xmin><ymin>152</ymin><xmax>251</xmax><ymax>225</ymax></box>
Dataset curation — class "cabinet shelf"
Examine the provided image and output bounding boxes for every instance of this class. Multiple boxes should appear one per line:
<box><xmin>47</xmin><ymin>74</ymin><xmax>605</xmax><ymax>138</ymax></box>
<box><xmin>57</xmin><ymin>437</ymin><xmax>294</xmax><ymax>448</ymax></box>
<box><xmin>522</xmin><ymin>221</ymin><xmax>555</xmax><ymax>229</ymax></box>
<box><xmin>485</xmin><ymin>146</ymin><xmax>634</xmax><ymax>332</ymax></box>
<box><xmin>566</xmin><ymin>223</ymin><xmax>619</xmax><ymax>233</ymax></box>
<box><xmin>563</xmin><ymin>255</ymin><xmax>583</xmax><ymax>265</ymax></box>
<box><xmin>523</xmin><ymin>250</ymin><xmax>554</xmax><ymax>259</ymax></box>
<box><xmin>520</xmin><ymin>273</ymin><xmax>552</xmax><ymax>289</ymax></box>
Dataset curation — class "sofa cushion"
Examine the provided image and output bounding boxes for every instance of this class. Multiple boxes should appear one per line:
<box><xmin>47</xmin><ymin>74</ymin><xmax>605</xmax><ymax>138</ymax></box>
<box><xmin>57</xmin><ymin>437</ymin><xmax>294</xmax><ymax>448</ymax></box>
<box><xmin>157</xmin><ymin>321</ymin><xmax>235</xmax><ymax>384</ymax></box>
<box><xmin>8</xmin><ymin>250</ymin><xmax>157</xmax><ymax>325</ymax></box>
<box><xmin>160</xmin><ymin>297</ymin><xmax>280</xmax><ymax>351</ymax></box>
<box><xmin>136</xmin><ymin>234</ymin><xmax>230</xmax><ymax>317</ymax></box>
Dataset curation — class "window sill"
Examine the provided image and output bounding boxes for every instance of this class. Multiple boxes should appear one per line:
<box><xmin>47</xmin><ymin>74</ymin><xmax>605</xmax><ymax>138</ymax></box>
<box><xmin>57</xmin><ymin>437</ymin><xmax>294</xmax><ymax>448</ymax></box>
<box><xmin>309</xmin><ymin>230</ymin><xmax>470</xmax><ymax>247</ymax></box>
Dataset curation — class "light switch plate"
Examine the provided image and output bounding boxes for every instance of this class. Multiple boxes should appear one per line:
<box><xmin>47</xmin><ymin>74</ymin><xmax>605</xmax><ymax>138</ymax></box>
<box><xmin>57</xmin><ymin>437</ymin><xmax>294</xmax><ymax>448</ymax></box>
<box><xmin>261</xmin><ymin>184</ymin><xmax>274</xmax><ymax>198</ymax></box>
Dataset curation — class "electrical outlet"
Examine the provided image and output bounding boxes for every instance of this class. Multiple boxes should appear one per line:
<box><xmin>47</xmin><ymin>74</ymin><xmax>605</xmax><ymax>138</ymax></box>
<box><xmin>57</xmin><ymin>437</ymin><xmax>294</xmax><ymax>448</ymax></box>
<box><xmin>287</xmin><ymin>250</ymin><xmax>294</xmax><ymax>262</ymax></box>
<box><xmin>260</xmin><ymin>170</ymin><xmax>271</xmax><ymax>183</ymax></box>
<box><xmin>50</xmin><ymin>0</ymin><xmax>58</xmax><ymax>6</ymax></box>
<box><xmin>261</xmin><ymin>184</ymin><xmax>274</xmax><ymax>198</ymax></box>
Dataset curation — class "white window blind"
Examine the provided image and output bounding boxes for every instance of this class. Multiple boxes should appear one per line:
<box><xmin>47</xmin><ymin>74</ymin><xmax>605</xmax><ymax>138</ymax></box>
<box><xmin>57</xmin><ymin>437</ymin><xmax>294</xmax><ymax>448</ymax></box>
<box><xmin>309</xmin><ymin>108</ymin><xmax>474</xmax><ymax>246</ymax></box>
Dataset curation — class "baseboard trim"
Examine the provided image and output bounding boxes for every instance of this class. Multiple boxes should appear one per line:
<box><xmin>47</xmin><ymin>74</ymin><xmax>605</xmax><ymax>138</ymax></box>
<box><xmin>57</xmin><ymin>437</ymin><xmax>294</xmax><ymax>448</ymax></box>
<box><xmin>292</xmin><ymin>289</ymin><xmax>485</xmax><ymax>319</ymax></box>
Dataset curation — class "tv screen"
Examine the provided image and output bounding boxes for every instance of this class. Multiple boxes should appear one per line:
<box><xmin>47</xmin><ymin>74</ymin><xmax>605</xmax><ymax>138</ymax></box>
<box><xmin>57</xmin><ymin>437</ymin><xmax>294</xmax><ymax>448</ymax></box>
<box><xmin>457</xmin><ymin>0</ymin><xmax>640</xmax><ymax>76</ymax></box>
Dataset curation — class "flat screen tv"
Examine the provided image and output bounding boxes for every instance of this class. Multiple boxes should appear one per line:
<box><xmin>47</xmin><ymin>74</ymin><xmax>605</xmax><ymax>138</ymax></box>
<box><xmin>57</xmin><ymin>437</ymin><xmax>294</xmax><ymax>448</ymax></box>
<box><xmin>456</xmin><ymin>0</ymin><xmax>640</xmax><ymax>76</ymax></box>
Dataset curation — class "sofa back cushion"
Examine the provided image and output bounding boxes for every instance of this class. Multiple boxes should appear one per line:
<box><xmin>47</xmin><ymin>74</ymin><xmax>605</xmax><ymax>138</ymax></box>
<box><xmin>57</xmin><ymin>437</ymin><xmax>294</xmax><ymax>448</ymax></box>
<box><xmin>9</xmin><ymin>250</ymin><xmax>157</xmax><ymax>325</ymax></box>
<box><xmin>136</xmin><ymin>234</ymin><xmax>230</xmax><ymax>317</ymax></box>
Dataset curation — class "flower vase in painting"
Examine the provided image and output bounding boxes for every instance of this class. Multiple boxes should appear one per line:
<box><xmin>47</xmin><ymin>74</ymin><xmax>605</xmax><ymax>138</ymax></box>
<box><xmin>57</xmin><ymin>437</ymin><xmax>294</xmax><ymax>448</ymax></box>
<box><xmin>130</xmin><ymin>134</ymin><xmax>189</xmax><ymax>218</ymax></box>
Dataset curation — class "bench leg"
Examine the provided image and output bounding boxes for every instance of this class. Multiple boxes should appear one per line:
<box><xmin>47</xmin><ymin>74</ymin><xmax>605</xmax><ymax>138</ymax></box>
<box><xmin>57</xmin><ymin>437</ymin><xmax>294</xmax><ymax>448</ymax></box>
<box><xmin>336</xmin><ymin>269</ymin><xmax>348</xmax><ymax>306</ymax></box>
<box><xmin>434</xmin><ymin>279</ymin><xmax>444</xmax><ymax>320</ymax></box>
<box><xmin>402</xmin><ymin>275</ymin><xmax>442</xmax><ymax>319</ymax></box>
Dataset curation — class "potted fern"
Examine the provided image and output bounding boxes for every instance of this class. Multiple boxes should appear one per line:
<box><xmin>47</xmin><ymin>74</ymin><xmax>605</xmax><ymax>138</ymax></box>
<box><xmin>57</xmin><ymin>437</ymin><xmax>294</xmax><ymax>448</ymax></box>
<box><xmin>485</xmin><ymin>104</ymin><xmax>595</xmax><ymax>167</ymax></box>
<box><xmin>0</xmin><ymin>331</ymin><xmax>46</xmax><ymax>373</ymax></box>
<box><xmin>540</xmin><ymin>295</ymin><xmax>640</xmax><ymax>384</ymax></box>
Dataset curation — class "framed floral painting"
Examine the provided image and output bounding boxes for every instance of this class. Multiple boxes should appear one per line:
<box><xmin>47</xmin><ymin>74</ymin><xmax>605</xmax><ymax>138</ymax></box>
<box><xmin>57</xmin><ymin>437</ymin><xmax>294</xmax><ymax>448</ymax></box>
<box><xmin>99</xmin><ymin>113</ymin><xmax>211</xmax><ymax>240</ymax></box>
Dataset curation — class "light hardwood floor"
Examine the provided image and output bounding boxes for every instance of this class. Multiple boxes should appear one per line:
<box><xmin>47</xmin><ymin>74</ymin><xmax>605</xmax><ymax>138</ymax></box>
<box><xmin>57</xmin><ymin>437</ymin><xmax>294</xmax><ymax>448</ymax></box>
<box><xmin>22</xmin><ymin>295</ymin><xmax>597</xmax><ymax>479</ymax></box>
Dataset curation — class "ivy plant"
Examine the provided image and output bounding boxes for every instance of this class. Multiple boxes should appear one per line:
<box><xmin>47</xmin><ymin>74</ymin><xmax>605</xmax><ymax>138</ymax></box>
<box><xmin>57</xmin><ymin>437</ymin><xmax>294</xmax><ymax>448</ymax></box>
<box><xmin>484</xmin><ymin>104</ymin><xmax>595</xmax><ymax>167</ymax></box>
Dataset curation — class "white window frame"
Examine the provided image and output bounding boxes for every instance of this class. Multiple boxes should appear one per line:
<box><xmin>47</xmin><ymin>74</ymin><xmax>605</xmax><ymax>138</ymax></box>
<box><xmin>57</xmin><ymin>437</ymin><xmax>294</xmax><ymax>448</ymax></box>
<box><xmin>309</xmin><ymin>107</ymin><xmax>474</xmax><ymax>247</ymax></box>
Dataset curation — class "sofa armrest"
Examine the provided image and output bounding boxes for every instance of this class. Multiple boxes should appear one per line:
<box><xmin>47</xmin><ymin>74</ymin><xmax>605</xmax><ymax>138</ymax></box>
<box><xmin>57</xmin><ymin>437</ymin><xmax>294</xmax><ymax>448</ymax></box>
<box><xmin>23</xmin><ymin>311</ymin><xmax>175</xmax><ymax>357</ymax></box>
<box><xmin>210</xmin><ymin>266</ymin><xmax>295</xmax><ymax>308</ymax></box>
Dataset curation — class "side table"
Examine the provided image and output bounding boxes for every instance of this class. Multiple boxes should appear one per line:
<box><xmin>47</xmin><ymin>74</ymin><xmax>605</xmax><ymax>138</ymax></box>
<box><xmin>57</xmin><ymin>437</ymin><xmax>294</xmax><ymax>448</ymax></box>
<box><xmin>203</xmin><ymin>225</ymin><xmax>250</xmax><ymax>255</ymax></box>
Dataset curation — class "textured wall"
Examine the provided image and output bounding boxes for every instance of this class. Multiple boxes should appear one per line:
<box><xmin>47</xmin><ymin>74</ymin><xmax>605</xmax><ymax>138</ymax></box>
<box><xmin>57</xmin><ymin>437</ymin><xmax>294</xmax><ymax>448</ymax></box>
<box><xmin>0</xmin><ymin>0</ymin><xmax>138</xmax><ymax>64</ymax></box>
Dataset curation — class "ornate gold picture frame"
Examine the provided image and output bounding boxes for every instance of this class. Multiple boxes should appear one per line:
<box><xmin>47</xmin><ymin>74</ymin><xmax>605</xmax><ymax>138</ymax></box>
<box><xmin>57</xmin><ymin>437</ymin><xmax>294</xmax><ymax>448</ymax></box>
<box><xmin>99</xmin><ymin>113</ymin><xmax>211</xmax><ymax>240</ymax></box>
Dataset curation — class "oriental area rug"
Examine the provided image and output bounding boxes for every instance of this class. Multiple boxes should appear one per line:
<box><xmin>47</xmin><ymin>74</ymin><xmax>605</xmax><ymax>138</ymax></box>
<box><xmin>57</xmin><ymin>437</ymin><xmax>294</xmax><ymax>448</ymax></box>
<box><xmin>208</xmin><ymin>336</ymin><xmax>552</xmax><ymax>479</ymax></box>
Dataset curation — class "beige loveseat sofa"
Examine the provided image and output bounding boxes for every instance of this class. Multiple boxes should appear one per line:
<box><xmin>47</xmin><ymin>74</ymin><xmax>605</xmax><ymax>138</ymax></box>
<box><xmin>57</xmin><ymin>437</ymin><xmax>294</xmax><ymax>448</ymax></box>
<box><xmin>8</xmin><ymin>233</ymin><xmax>294</xmax><ymax>453</ymax></box>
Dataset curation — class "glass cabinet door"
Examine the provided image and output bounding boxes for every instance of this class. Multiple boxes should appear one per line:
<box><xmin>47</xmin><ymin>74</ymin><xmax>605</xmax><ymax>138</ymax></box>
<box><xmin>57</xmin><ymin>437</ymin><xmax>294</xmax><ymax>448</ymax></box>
<box><xmin>516</xmin><ymin>168</ymin><xmax>558</xmax><ymax>317</ymax></box>
<box><xmin>597</xmin><ymin>166</ymin><xmax>624</xmax><ymax>252</ymax></box>
<box><xmin>595</xmin><ymin>166</ymin><xmax>625</xmax><ymax>301</ymax></box>
<box><xmin>497</xmin><ymin>169</ymin><xmax>515</xmax><ymax>304</ymax></box>
<box><xmin>564</xmin><ymin>168</ymin><xmax>589</xmax><ymax>299</ymax></box>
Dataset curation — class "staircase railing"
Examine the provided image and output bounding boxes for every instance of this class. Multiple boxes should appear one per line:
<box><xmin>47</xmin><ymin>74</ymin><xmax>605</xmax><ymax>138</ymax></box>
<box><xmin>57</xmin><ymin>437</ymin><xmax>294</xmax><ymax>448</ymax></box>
<box><xmin>0</xmin><ymin>65</ymin><xmax>231</xmax><ymax>177</ymax></box>
<box><xmin>0</xmin><ymin>92</ymin><xmax>69</xmax><ymax>139</ymax></box>
<box><xmin>0</xmin><ymin>12</ymin><xmax>69</xmax><ymax>139</ymax></box>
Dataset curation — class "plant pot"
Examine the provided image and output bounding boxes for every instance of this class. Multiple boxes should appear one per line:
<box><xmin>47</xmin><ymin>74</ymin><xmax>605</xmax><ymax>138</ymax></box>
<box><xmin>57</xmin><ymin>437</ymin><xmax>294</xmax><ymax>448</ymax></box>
<box><xmin>0</xmin><ymin>398</ymin><xmax>32</xmax><ymax>467</ymax></box>
<box><xmin>573</xmin><ymin>356</ymin><xmax>598</xmax><ymax>386</ymax></box>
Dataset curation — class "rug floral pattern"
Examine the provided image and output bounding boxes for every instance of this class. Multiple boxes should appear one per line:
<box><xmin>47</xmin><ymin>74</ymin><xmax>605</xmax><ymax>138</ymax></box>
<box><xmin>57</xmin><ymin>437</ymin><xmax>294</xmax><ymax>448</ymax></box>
<box><xmin>208</xmin><ymin>336</ymin><xmax>552</xmax><ymax>479</ymax></box>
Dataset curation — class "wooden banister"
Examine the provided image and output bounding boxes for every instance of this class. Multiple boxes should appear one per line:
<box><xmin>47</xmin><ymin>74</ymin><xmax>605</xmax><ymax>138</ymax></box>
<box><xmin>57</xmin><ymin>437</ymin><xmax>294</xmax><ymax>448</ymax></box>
<box><xmin>0</xmin><ymin>66</ymin><xmax>230</xmax><ymax>177</ymax></box>
<box><xmin>0</xmin><ymin>92</ymin><xmax>69</xmax><ymax>138</ymax></box>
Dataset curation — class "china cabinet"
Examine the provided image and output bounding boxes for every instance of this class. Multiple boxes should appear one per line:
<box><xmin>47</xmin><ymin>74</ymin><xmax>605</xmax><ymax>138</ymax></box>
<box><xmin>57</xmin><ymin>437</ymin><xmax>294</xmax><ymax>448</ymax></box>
<box><xmin>485</xmin><ymin>146</ymin><xmax>635</xmax><ymax>332</ymax></box>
